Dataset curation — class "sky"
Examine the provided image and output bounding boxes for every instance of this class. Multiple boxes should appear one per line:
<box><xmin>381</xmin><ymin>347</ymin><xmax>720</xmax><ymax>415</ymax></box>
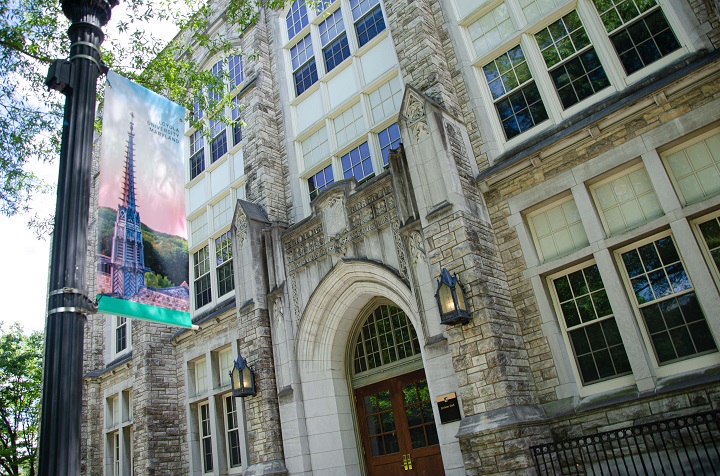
<box><xmin>0</xmin><ymin>5</ymin><xmax>179</xmax><ymax>334</ymax></box>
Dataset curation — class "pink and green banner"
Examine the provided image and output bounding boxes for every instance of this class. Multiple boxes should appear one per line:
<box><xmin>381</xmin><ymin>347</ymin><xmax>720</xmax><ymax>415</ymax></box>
<box><xmin>96</xmin><ymin>71</ymin><xmax>191</xmax><ymax>328</ymax></box>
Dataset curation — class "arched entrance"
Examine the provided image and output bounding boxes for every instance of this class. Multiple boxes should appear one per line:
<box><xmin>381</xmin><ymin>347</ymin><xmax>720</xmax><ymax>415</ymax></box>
<box><xmin>350</xmin><ymin>302</ymin><xmax>445</xmax><ymax>476</ymax></box>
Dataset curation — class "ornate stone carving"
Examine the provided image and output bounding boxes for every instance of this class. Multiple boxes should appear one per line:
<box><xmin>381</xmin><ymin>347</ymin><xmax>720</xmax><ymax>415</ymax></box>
<box><xmin>413</xmin><ymin>121</ymin><xmax>430</xmax><ymax>142</ymax></box>
<box><xmin>323</xmin><ymin>195</ymin><xmax>347</xmax><ymax>237</ymax></box>
<box><xmin>405</xmin><ymin>93</ymin><xmax>425</xmax><ymax>123</ymax></box>
<box><xmin>408</xmin><ymin>231</ymin><xmax>426</xmax><ymax>265</ymax></box>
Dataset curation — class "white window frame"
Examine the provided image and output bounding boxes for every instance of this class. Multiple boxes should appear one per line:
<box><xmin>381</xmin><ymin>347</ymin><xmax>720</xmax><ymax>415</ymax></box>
<box><xmin>198</xmin><ymin>402</ymin><xmax>214</xmax><ymax>474</ymax></box>
<box><xmin>691</xmin><ymin>210</ymin><xmax>720</xmax><ymax>293</ymax></box>
<box><xmin>588</xmin><ymin>162</ymin><xmax>663</xmax><ymax>236</ymax></box>
<box><xmin>547</xmin><ymin>260</ymin><xmax>635</xmax><ymax>394</ymax></box>
<box><xmin>527</xmin><ymin>194</ymin><xmax>590</xmax><ymax>262</ymax></box>
<box><xmin>104</xmin><ymin>388</ymin><xmax>134</xmax><ymax>476</ymax></box>
<box><xmin>113</xmin><ymin>315</ymin><xmax>131</xmax><ymax>357</ymax></box>
<box><xmin>661</xmin><ymin>126</ymin><xmax>720</xmax><ymax>206</ymax></box>
<box><xmin>462</xmin><ymin>0</ymin><xmax>693</xmax><ymax>153</ymax></box>
<box><xmin>614</xmin><ymin>230</ymin><xmax>720</xmax><ymax>377</ymax></box>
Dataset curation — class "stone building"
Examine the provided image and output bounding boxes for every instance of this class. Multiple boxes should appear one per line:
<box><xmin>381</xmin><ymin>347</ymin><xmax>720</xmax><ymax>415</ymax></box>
<box><xmin>82</xmin><ymin>0</ymin><xmax>720</xmax><ymax>474</ymax></box>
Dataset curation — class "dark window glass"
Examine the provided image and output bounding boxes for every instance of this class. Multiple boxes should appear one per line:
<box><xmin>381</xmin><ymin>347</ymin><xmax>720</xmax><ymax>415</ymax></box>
<box><xmin>308</xmin><ymin>164</ymin><xmax>334</xmax><ymax>200</ymax></box>
<box><xmin>378</xmin><ymin>122</ymin><xmax>401</xmax><ymax>167</ymax></box>
<box><xmin>553</xmin><ymin>264</ymin><xmax>631</xmax><ymax>384</ymax></box>
<box><xmin>355</xmin><ymin>5</ymin><xmax>386</xmax><ymax>47</ymax></box>
<box><xmin>324</xmin><ymin>34</ymin><xmax>350</xmax><ymax>72</ymax></box>
<box><xmin>620</xmin><ymin>236</ymin><xmax>718</xmax><ymax>364</ymax></box>
<box><xmin>341</xmin><ymin>142</ymin><xmax>374</xmax><ymax>183</ymax></box>
<box><xmin>294</xmin><ymin>58</ymin><xmax>318</xmax><ymax>96</ymax></box>
<box><xmin>286</xmin><ymin>0</ymin><xmax>309</xmax><ymax>40</ymax></box>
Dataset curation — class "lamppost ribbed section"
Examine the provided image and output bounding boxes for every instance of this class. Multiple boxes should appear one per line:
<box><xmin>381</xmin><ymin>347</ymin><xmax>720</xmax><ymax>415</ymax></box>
<box><xmin>38</xmin><ymin>1</ymin><xmax>117</xmax><ymax>475</ymax></box>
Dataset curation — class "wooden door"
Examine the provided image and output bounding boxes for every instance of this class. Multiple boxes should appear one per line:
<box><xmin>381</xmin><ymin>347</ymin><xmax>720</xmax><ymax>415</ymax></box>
<box><xmin>355</xmin><ymin>369</ymin><xmax>445</xmax><ymax>476</ymax></box>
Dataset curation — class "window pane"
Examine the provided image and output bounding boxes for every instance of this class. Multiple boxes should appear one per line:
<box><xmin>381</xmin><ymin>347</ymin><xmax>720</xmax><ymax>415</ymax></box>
<box><xmin>529</xmin><ymin>198</ymin><xmax>588</xmax><ymax>261</ymax></box>
<box><xmin>664</xmin><ymin>131</ymin><xmax>720</xmax><ymax>204</ymax></box>
<box><xmin>620</xmin><ymin>236</ymin><xmax>718</xmax><ymax>364</ymax></box>
<box><xmin>553</xmin><ymin>264</ymin><xmax>630</xmax><ymax>384</ymax></box>
<box><xmin>593</xmin><ymin>167</ymin><xmax>662</xmax><ymax>235</ymax></box>
<box><xmin>355</xmin><ymin>4</ymin><xmax>386</xmax><ymax>47</ymax></box>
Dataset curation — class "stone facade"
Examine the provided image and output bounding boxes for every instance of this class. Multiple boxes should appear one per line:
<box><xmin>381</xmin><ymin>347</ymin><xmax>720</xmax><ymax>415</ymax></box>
<box><xmin>82</xmin><ymin>1</ymin><xmax>720</xmax><ymax>475</ymax></box>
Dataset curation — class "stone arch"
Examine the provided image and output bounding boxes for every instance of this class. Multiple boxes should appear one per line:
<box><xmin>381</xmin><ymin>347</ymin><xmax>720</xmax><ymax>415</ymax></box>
<box><xmin>293</xmin><ymin>259</ymin><xmax>424</xmax><ymax>473</ymax></box>
<box><xmin>296</xmin><ymin>259</ymin><xmax>423</xmax><ymax>376</ymax></box>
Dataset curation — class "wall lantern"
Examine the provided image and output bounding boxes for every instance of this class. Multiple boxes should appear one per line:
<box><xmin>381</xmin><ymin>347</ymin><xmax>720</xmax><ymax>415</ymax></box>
<box><xmin>229</xmin><ymin>354</ymin><xmax>256</xmax><ymax>398</ymax></box>
<box><xmin>435</xmin><ymin>268</ymin><xmax>471</xmax><ymax>326</ymax></box>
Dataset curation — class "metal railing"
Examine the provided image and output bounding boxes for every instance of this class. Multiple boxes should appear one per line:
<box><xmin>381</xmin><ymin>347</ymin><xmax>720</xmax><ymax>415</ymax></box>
<box><xmin>530</xmin><ymin>410</ymin><xmax>720</xmax><ymax>475</ymax></box>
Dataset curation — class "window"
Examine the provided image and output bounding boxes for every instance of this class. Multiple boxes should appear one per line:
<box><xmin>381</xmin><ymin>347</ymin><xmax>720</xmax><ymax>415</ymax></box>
<box><xmin>105</xmin><ymin>389</ymin><xmax>133</xmax><ymax>476</ymax></box>
<box><xmin>591</xmin><ymin>0</ymin><xmax>680</xmax><ymax>75</ymax></box>
<box><xmin>191</xmin><ymin>213</ymin><xmax>208</xmax><ymax>246</ymax></box>
<box><xmin>291</xmin><ymin>34</ymin><xmax>318</xmax><ymax>95</ymax></box>
<box><xmin>115</xmin><ymin>316</ymin><xmax>128</xmax><ymax>354</ymax></box>
<box><xmin>483</xmin><ymin>46</ymin><xmax>548</xmax><ymax>140</ymax></box>
<box><xmin>319</xmin><ymin>9</ymin><xmax>350</xmax><ymax>72</ymax></box>
<box><xmin>209</xmin><ymin>60</ymin><xmax>224</xmax><ymax>103</ymax></box>
<box><xmin>210</xmin><ymin>119</ymin><xmax>228</xmax><ymax>164</ymax></box>
<box><xmin>218</xmin><ymin>347</ymin><xmax>234</xmax><ymax>387</ymax></box>
<box><xmin>618</xmin><ymin>234</ymin><xmax>717</xmax><ymax>365</ymax></box>
<box><xmin>188</xmin><ymin>346</ymin><xmax>248</xmax><ymax>474</ymax></box>
<box><xmin>228</xmin><ymin>55</ymin><xmax>244</xmax><ymax>88</ymax></box>
<box><xmin>286</xmin><ymin>0</ymin><xmax>309</xmax><ymax>40</ymax></box>
<box><xmin>215</xmin><ymin>231</ymin><xmax>234</xmax><ymax>297</ymax></box>
<box><xmin>378</xmin><ymin>122</ymin><xmax>401</xmax><ymax>166</ymax></box>
<box><xmin>663</xmin><ymin>129</ymin><xmax>720</xmax><ymax>205</ymax></box>
<box><xmin>550</xmin><ymin>263</ymin><xmax>631</xmax><ymax>385</ymax></box>
<box><xmin>334</xmin><ymin>102</ymin><xmax>365</xmax><ymax>147</ymax></box>
<box><xmin>194</xmin><ymin>246</ymin><xmax>212</xmax><ymax>309</ymax></box>
<box><xmin>534</xmin><ymin>11</ymin><xmax>610</xmax><ymax>109</ymax></box>
<box><xmin>231</xmin><ymin>96</ymin><xmax>243</xmax><ymax>146</ymax></box>
<box><xmin>213</xmin><ymin>195</ymin><xmax>233</xmax><ymax>232</ymax></box>
<box><xmin>591</xmin><ymin>164</ymin><xmax>662</xmax><ymax>236</ymax></box>
<box><xmin>190</xmin><ymin>129</ymin><xmax>205</xmax><ymax>180</ymax></box>
<box><xmin>353</xmin><ymin>304</ymin><xmax>421</xmax><ymax>374</ymax></box>
<box><xmin>368</xmin><ymin>75</ymin><xmax>403</xmax><ymax>123</ymax></box>
<box><xmin>308</xmin><ymin>164</ymin><xmax>334</xmax><ymax>200</ymax></box>
<box><xmin>301</xmin><ymin>127</ymin><xmax>330</xmax><ymax>169</ymax></box>
<box><xmin>528</xmin><ymin>197</ymin><xmax>589</xmax><ymax>262</ymax></box>
<box><xmin>463</xmin><ymin>1</ymin><xmax>685</xmax><ymax>146</ymax></box>
<box><xmin>468</xmin><ymin>3</ymin><xmax>516</xmax><ymax>58</ymax></box>
<box><xmin>341</xmin><ymin>142</ymin><xmax>374</xmax><ymax>183</ymax></box>
<box><xmin>225</xmin><ymin>395</ymin><xmax>242</xmax><ymax>468</ymax></box>
<box><xmin>199</xmin><ymin>403</ymin><xmax>213</xmax><ymax>473</ymax></box>
<box><xmin>195</xmin><ymin>358</ymin><xmax>208</xmax><ymax>395</ymax></box>
<box><xmin>351</xmin><ymin>0</ymin><xmax>386</xmax><ymax>47</ymax></box>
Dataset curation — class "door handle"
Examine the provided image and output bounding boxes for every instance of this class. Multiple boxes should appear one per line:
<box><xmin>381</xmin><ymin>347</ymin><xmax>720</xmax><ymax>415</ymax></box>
<box><xmin>402</xmin><ymin>454</ymin><xmax>413</xmax><ymax>470</ymax></box>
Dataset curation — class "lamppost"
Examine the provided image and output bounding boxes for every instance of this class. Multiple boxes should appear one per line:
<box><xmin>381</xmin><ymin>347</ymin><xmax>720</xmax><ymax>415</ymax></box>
<box><xmin>39</xmin><ymin>1</ymin><xmax>117</xmax><ymax>474</ymax></box>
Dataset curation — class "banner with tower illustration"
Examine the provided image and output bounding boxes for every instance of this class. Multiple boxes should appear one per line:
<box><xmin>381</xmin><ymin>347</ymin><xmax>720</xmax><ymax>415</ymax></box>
<box><xmin>96</xmin><ymin>70</ymin><xmax>192</xmax><ymax>328</ymax></box>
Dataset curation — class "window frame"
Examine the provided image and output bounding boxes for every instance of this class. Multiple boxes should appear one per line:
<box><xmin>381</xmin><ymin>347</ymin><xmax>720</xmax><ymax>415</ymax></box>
<box><xmin>198</xmin><ymin>402</ymin><xmax>214</xmax><ymax>473</ymax></box>
<box><xmin>526</xmin><ymin>194</ymin><xmax>590</xmax><ymax>263</ymax></box>
<box><xmin>614</xmin><ymin>231</ymin><xmax>719</xmax><ymax>375</ymax></box>
<box><xmin>547</xmin><ymin>260</ymin><xmax>635</xmax><ymax>391</ymax></box>
<box><xmin>461</xmin><ymin>0</ymin><xmax>690</xmax><ymax>152</ymax></box>
<box><xmin>661</xmin><ymin>126</ymin><xmax>720</xmax><ymax>206</ymax></box>
<box><xmin>588</xmin><ymin>161</ymin><xmax>663</xmax><ymax>237</ymax></box>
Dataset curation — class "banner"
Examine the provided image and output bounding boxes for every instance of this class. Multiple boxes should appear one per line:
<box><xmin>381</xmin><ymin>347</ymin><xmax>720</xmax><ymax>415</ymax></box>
<box><xmin>96</xmin><ymin>71</ymin><xmax>191</xmax><ymax>328</ymax></box>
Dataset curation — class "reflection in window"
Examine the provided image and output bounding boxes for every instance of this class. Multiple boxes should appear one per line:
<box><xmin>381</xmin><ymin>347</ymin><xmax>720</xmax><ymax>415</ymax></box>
<box><xmin>308</xmin><ymin>165</ymin><xmax>334</xmax><ymax>200</ymax></box>
<box><xmin>286</xmin><ymin>0</ymin><xmax>309</xmax><ymax>40</ymax></box>
<box><xmin>535</xmin><ymin>11</ymin><xmax>610</xmax><ymax>109</ymax></box>
<box><xmin>353</xmin><ymin>304</ymin><xmax>421</xmax><ymax>374</ymax></box>
<box><xmin>620</xmin><ymin>236</ymin><xmax>717</xmax><ymax>364</ymax></box>
<box><xmin>194</xmin><ymin>246</ymin><xmax>212</xmax><ymax>309</ymax></box>
<box><xmin>351</xmin><ymin>0</ymin><xmax>385</xmax><ymax>47</ymax></box>
<box><xmin>190</xmin><ymin>130</ymin><xmax>205</xmax><ymax>180</ymax></box>
<box><xmin>553</xmin><ymin>264</ymin><xmax>631</xmax><ymax>384</ymax></box>
<box><xmin>402</xmin><ymin>379</ymin><xmax>438</xmax><ymax>449</ymax></box>
<box><xmin>320</xmin><ymin>9</ymin><xmax>350</xmax><ymax>72</ymax></box>
<box><xmin>291</xmin><ymin>35</ymin><xmax>318</xmax><ymax>96</ymax></box>
<box><xmin>363</xmin><ymin>390</ymin><xmax>399</xmax><ymax>456</ymax></box>
<box><xmin>215</xmin><ymin>231</ymin><xmax>234</xmax><ymax>297</ymax></box>
<box><xmin>698</xmin><ymin>216</ymin><xmax>720</xmax><ymax>274</ymax></box>
<box><xmin>591</xmin><ymin>0</ymin><xmax>680</xmax><ymax>75</ymax></box>
<box><xmin>378</xmin><ymin>122</ymin><xmax>401</xmax><ymax>167</ymax></box>
<box><xmin>341</xmin><ymin>142</ymin><xmax>374</xmax><ymax>183</ymax></box>
<box><xmin>483</xmin><ymin>46</ymin><xmax>548</xmax><ymax>140</ymax></box>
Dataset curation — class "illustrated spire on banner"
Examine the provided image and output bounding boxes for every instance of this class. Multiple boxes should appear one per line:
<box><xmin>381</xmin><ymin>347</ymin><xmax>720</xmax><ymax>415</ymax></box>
<box><xmin>96</xmin><ymin>70</ymin><xmax>193</xmax><ymax>329</ymax></box>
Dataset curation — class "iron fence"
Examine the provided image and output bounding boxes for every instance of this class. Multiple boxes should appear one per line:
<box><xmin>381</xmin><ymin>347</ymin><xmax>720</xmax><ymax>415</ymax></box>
<box><xmin>530</xmin><ymin>410</ymin><xmax>720</xmax><ymax>475</ymax></box>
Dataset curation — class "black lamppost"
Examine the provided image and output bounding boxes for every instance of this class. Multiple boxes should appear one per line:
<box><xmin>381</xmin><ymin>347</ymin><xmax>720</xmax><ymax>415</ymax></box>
<box><xmin>39</xmin><ymin>1</ymin><xmax>117</xmax><ymax>475</ymax></box>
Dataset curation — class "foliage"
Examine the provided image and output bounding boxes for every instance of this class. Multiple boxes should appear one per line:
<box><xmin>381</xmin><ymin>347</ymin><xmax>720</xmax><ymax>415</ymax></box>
<box><xmin>98</xmin><ymin>207</ymin><xmax>189</xmax><ymax>287</ymax></box>
<box><xmin>0</xmin><ymin>0</ymin><xmax>289</xmax><ymax>234</ymax></box>
<box><xmin>145</xmin><ymin>271</ymin><xmax>174</xmax><ymax>288</ymax></box>
<box><xmin>0</xmin><ymin>323</ymin><xmax>43</xmax><ymax>476</ymax></box>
